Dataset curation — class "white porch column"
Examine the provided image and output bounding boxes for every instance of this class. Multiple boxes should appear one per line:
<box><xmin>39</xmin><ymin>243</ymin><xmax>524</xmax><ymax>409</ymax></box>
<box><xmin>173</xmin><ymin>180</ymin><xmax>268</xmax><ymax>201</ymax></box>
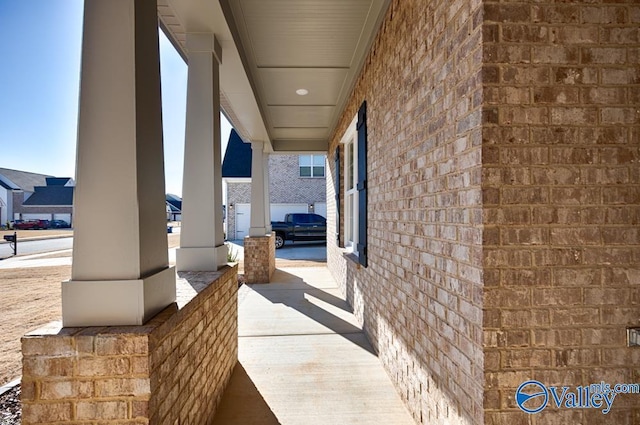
<box><xmin>263</xmin><ymin>154</ymin><xmax>272</xmax><ymax>234</ymax></box>
<box><xmin>176</xmin><ymin>33</ymin><xmax>228</xmax><ymax>271</ymax></box>
<box><xmin>62</xmin><ymin>0</ymin><xmax>176</xmax><ymax>327</ymax></box>
<box><xmin>249</xmin><ymin>141</ymin><xmax>270</xmax><ymax>236</ymax></box>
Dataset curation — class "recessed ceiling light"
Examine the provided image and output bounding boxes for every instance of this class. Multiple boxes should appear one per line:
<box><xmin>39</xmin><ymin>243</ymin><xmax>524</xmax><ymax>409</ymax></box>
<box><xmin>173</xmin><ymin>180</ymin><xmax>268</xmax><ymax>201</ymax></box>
<box><xmin>296</xmin><ymin>88</ymin><xmax>309</xmax><ymax>96</ymax></box>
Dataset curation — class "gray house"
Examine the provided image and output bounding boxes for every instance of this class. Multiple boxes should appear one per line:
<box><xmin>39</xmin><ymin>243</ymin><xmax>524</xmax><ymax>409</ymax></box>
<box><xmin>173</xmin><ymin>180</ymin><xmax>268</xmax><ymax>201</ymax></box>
<box><xmin>0</xmin><ymin>168</ymin><xmax>74</xmax><ymax>226</ymax></box>
<box><xmin>222</xmin><ymin>129</ymin><xmax>326</xmax><ymax>240</ymax></box>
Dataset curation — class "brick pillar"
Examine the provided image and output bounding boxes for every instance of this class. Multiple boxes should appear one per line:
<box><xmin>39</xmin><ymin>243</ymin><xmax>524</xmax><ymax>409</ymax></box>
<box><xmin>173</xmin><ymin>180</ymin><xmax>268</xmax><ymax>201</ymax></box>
<box><xmin>22</xmin><ymin>267</ymin><xmax>238</xmax><ymax>425</ymax></box>
<box><xmin>244</xmin><ymin>232</ymin><xmax>276</xmax><ymax>283</ymax></box>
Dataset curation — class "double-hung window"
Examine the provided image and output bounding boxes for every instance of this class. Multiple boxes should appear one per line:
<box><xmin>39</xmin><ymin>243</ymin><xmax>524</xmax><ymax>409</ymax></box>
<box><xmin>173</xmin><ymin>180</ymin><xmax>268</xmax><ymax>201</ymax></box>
<box><xmin>343</xmin><ymin>122</ymin><xmax>358</xmax><ymax>253</ymax></box>
<box><xmin>338</xmin><ymin>101</ymin><xmax>368</xmax><ymax>267</ymax></box>
<box><xmin>299</xmin><ymin>155</ymin><xmax>326</xmax><ymax>178</ymax></box>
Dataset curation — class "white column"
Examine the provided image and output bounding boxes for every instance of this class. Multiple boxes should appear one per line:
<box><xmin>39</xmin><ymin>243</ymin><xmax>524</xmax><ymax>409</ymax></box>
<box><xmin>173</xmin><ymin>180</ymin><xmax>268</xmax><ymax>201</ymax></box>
<box><xmin>263</xmin><ymin>154</ymin><xmax>272</xmax><ymax>234</ymax></box>
<box><xmin>62</xmin><ymin>0</ymin><xmax>175</xmax><ymax>327</ymax></box>
<box><xmin>249</xmin><ymin>141</ymin><xmax>269</xmax><ymax>236</ymax></box>
<box><xmin>176</xmin><ymin>33</ymin><xmax>228</xmax><ymax>271</ymax></box>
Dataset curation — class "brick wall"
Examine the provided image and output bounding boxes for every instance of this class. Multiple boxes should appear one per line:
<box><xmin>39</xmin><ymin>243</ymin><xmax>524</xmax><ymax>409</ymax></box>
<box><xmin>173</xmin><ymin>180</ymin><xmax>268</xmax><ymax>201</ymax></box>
<box><xmin>268</xmin><ymin>154</ymin><xmax>326</xmax><ymax>204</ymax></box>
<box><xmin>482</xmin><ymin>2</ymin><xmax>640</xmax><ymax>423</ymax></box>
<box><xmin>328</xmin><ymin>0</ymin><xmax>485</xmax><ymax>423</ymax></box>
<box><xmin>21</xmin><ymin>267</ymin><xmax>238</xmax><ymax>425</ymax></box>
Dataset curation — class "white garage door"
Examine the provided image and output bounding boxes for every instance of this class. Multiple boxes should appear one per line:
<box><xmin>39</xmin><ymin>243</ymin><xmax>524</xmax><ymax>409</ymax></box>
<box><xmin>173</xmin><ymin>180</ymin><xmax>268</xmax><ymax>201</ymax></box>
<box><xmin>314</xmin><ymin>202</ymin><xmax>327</xmax><ymax>219</ymax></box>
<box><xmin>22</xmin><ymin>213</ymin><xmax>52</xmax><ymax>221</ymax></box>
<box><xmin>235</xmin><ymin>203</ymin><xmax>309</xmax><ymax>239</ymax></box>
<box><xmin>53</xmin><ymin>213</ymin><xmax>72</xmax><ymax>224</ymax></box>
<box><xmin>270</xmin><ymin>203</ymin><xmax>308</xmax><ymax>222</ymax></box>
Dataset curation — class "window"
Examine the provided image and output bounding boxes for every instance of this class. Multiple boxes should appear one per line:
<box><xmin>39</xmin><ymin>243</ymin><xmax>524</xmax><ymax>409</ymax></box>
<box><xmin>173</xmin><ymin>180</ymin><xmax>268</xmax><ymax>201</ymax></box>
<box><xmin>340</xmin><ymin>101</ymin><xmax>368</xmax><ymax>267</ymax></box>
<box><xmin>299</xmin><ymin>155</ymin><xmax>326</xmax><ymax>178</ymax></box>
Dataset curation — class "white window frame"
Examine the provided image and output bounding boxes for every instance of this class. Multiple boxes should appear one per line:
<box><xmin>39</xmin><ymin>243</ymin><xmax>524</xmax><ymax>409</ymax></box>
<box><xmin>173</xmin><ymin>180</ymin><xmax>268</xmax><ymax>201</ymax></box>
<box><xmin>341</xmin><ymin>116</ymin><xmax>358</xmax><ymax>254</ymax></box>
<box><xmin>299</xmin><ymin>154</ymin><xmax>326</xmax><ymax>178</ymax></box>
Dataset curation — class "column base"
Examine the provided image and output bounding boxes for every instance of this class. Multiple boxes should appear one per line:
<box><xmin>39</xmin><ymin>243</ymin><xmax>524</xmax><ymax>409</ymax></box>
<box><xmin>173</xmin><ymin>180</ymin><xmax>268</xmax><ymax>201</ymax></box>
<box><xmin>61</xmin><ymin>266</ymin><xmax>176</xmax><ymax>327</ymax></box>
<box><xmin>175</xmin><ymin>245</ymin><xmax>229</xmax><ymax>271</ymax></box>
<box><xmin>244</xmin><ymin>233</ymin><xmax>276</xmax><ymax>284</ymax></box>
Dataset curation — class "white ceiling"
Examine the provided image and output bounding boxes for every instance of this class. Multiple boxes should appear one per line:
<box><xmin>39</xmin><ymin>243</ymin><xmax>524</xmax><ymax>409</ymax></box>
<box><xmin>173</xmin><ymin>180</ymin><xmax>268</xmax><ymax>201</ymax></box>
<box><xmin>160</xmin><ymin>0</ymin><xmax>390</xmax><ymax>152</ymax></box>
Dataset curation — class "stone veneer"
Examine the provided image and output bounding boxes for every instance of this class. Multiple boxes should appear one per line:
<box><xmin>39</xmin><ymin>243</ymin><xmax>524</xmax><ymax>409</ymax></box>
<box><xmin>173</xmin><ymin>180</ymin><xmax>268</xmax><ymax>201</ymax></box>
<box><xmin>327</xmin><ymin>0</ymin><xmax>639</xmax><ymax>424</ymax></box>
<box><xmin>21</xmin><ymin>266</ymin><xmax>238</xmax><ymax>425</ymax></box>
<box><xmin>243</xmin><ymin>232</ymin><xmax>276</xmax><ymax>283</ymax></box>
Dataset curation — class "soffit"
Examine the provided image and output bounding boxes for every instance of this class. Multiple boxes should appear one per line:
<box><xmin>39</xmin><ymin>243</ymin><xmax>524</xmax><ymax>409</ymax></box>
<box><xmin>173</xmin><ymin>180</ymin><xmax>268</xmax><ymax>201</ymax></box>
<box><xmin>160</xmin><ymin>0</ymin><xmax>390</xmax><ymax>153</ymax></box>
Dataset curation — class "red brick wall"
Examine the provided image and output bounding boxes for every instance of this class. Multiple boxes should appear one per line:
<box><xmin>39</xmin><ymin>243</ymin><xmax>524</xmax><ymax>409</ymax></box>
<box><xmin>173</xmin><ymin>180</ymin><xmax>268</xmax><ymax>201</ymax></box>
<box><xmin>328</xmin><ymin>0</ymin><xmax>485</xmax><ymax>423</ymax></box>
<box><xmin>482</xmin><ymin>2</ymin><xmax>640</xmax><ymax>423</ymax></box>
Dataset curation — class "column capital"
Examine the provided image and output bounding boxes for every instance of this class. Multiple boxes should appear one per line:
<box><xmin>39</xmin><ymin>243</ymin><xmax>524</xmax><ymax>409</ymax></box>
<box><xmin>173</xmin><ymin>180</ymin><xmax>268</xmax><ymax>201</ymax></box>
<box><xmin>186</xmin><ymin>33</ymin><xmax>222</xmax><ymax>64</ymax></box>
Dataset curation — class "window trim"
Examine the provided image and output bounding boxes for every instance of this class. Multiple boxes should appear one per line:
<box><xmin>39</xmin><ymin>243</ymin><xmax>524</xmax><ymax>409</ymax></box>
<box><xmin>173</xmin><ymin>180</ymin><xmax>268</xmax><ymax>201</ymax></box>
<box><xmin>340</xmin><ymin>115</ymin><xmax>358</xmax><ymax>255</ymax></box>
<box><xmin>299</xmin><ymin>154</ymin><xmax>326</xmax><ymax>178</ymax></box>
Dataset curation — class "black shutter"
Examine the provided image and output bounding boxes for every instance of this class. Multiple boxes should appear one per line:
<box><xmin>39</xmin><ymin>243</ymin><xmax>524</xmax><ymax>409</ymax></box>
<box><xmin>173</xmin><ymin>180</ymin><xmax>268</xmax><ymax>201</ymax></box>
<box><xmin>356</xmin><ymin>101</ymin><xmax>368</xmax><ymax>267</ymax></box>
<box><xmin>334</xmin><ymin>148</ymin><xmax>341</xmax><ymax>245</ymax></box>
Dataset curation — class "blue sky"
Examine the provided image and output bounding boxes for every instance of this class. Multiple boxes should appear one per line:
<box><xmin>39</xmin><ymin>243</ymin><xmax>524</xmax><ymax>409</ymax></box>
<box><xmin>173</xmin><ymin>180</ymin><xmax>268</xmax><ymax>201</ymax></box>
<box><xmin>0</xmin><ymin>1</ymin><xmax>232</xmax><ymax>196</ymax></box>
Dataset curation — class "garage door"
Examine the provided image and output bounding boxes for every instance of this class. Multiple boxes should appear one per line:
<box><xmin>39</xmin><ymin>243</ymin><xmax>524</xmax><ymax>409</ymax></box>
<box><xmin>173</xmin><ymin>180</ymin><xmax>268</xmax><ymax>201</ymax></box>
<box><xmin>53</xmin><ymin>213</ymin><xmax>72</xmax><ymax>224</ymax></box>
<box><xmin>314</xmin><ymin>203</ymin><xmax>327</xmax><ymax>219</ymax></box>
<box><xmin>270</xmin><ymin>203</ymin><xmax>308</xmax><ymax>222</ymax></box>
<box><xmin>22</xmin><ymin>213</ymin><xmax>52</xmax><ymax>221</ymax></box>
<box><xmin>234</xmin><ymin>203</ymin><xmax>309</xmax><ymax>239</ymax></box>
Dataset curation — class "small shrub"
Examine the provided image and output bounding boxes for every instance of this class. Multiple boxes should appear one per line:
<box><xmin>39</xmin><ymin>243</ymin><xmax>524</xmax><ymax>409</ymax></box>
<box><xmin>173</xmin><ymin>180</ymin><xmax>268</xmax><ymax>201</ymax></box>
<box><xmin>226</xmin><ymin>243</ymin><xmax>238</xmax><ymax>263</ymax></box>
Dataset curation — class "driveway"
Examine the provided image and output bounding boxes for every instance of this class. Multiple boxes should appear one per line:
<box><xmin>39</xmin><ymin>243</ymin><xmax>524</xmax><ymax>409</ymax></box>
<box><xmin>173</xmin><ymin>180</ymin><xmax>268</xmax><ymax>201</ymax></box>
<box><xmin>227</xmin><ymin>240</ymin><xmax>327</xmax><ymax>263</ymax></box>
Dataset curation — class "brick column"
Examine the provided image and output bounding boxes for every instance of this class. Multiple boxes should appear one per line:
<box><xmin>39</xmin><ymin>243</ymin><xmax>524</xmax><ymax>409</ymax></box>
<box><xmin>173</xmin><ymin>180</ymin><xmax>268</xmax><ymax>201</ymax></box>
<box><xmin>22</xmin><ymin>268</ymin><xmax>239</xmax><ymax>425</ymax></box>
<box><xmin>244</xmin><ymin>232</ymin><xmax>276</xmax><ymax>284</ymax></box>
<box><xmin>244</xmin><ymin>142</ymin><xmax>275</xmax><ymax>282</ymax></box>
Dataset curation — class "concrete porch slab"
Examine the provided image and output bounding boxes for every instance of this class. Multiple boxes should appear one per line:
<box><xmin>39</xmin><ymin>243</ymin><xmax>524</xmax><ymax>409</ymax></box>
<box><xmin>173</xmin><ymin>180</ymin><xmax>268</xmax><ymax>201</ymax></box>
<box><xmin>213</xmin><ymin>267</ymin><xmax>414</xmax><ymax>425</ymax></box>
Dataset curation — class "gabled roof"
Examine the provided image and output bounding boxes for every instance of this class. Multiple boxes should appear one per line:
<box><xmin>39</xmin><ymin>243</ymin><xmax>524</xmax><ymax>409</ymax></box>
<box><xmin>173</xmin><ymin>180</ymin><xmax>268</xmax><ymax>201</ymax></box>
<box><xmin>0</xmin><ymin>168</ymin><xmax>51</xmax><ymax>192</ymax></box>
<box><xmin>166</xmin><ymin>194</ymin><xmax>182</xmax><ymax>211</ymax></box>
<box><xmin>22</xmin><ymin>186</ymin><xmax>74</xmax><ymax>206</ymax></box>
<box><xmin>0</xmin><ymin>174</ymin><xmax>20</xmax><ymax>190</ymax></box>
<box><xmin>46</xmin><ymin>177</ymin><xmax>73</xmax><ymax>186</ymax></box>
<box><xmin>222</xmin><ymin>129</ymin><xmax>252</xmax><ymax>178</ymax></box>
<box><xmin>166</xmin><ymin>202</ymin><xmax>181</xmax><ymax>213</ymax></box>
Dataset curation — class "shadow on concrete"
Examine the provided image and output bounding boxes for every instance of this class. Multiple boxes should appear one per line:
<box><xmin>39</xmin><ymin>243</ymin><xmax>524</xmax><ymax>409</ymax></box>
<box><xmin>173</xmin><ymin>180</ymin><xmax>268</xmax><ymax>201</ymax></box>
<box><xmin>248</xmin><ymin>269</ymin><xmax>375</xmax><ymax>355</ymax></box>
<box><xmin>212</xmin><ymin>362</ymin><xmax>281</xmax><ymax>425</ymax></box>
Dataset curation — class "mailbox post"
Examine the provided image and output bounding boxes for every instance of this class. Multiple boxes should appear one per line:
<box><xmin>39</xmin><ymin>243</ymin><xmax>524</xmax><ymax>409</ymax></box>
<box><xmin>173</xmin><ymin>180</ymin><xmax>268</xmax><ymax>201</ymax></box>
<box><xmin>3</xmin><ymin>232</ymin><xmax>17</xmax><ymax>256</ymax></box>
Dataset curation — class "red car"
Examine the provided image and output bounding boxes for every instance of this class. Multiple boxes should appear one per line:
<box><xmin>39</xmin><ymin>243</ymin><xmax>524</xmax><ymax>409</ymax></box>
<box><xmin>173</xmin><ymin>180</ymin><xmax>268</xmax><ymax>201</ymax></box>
<box><xmin>13</xmin><ymin>220</ymin><xmax>49</xmax><ymax>230</ymax></box>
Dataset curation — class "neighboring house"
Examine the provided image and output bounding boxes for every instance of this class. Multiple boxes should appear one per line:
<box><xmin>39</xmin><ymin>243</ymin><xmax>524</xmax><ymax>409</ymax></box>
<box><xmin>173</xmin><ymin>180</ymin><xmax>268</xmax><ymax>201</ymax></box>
<box><xmin>222</xmin><ymin>129</ymin><xmax>326</xmax><ymax>240</ymax></box>
<box><xmin>166</xmin><ymin>194</ymin><xmax>182</xmax><ymax>221</ymax></box>
<box><xmin>0</xmin><ymin>168</ymin><xmax>54</xmax><ymax>225</ymax></box>
<box><xmin>16</xmin><ymin>177</ymin><xmax>74</xmax><ymax>224</ymax></box>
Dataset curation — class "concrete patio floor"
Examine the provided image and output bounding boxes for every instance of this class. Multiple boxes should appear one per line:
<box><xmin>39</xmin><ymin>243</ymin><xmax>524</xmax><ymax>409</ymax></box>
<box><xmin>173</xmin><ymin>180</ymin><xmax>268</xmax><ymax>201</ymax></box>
<box><xmin>212</xmin><ymin>267</ymin><xmax>414</xmax><ymax>425</ymax></box>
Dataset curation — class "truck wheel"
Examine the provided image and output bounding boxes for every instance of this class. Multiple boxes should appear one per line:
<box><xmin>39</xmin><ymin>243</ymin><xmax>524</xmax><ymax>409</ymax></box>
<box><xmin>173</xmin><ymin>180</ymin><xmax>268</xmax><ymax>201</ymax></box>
<box><xmin>275</xmin><ymin>234</ymin><xmax>285</xmax><ymax>249</ymax></box>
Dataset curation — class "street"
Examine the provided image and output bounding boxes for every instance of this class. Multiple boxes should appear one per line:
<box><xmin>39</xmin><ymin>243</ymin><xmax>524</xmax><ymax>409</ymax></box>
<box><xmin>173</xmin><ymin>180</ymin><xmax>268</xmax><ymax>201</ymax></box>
<box><xmin>0</xmin><ymin>237</ymin><xmax>73</xmax><ymax>260</ymax></box>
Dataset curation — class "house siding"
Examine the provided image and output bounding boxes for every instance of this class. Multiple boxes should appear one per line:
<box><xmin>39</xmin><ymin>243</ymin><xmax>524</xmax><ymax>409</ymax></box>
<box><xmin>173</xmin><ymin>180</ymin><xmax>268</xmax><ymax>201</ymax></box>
<box><xmin>329</xmin><ymin>0</ymin><xmax>639</xmax><ymax>424</ymax></box>
<box><xmin>328</xmin><ymin>1</ymin><xmax>485</xmax><ymax>423</ymax></box>
<box><xmin>482</xmin><ymin>1</ymin><xmax>640</xmax><ymax>424</ymax></box>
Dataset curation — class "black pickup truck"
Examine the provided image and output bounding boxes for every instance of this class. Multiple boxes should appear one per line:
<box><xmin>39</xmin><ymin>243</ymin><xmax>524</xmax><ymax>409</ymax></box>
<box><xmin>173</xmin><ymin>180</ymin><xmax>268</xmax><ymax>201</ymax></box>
<box><xmin>271</xmin><ymin>213</ymin><xmax>327</xmax><ymax>249</ymax></box>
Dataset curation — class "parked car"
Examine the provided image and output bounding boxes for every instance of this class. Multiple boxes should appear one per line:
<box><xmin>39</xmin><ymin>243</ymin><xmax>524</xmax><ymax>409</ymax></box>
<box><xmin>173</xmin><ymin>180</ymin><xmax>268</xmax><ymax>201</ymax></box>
<box><xmin>271</xmin><ymin>213</ymin><xmax>326</xmax><ymax>249</ymax></box>
<box><xmin>49</xmin><ymin>220</ymin><xmax>71</xmax><ymax>228</ymax></box>
<box><xmin>13</xmin><ymin>219</ymin><xmax>49</xmax><ymax>230</ymax></box>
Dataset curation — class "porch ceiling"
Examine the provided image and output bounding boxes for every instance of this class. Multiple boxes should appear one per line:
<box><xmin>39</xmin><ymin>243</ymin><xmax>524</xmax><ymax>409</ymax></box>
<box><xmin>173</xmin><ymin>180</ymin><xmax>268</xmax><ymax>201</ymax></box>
<box><xmin>159</xmin><ymin>0</ymin><xmax>390</xmax><ymax>153</ymax></box>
